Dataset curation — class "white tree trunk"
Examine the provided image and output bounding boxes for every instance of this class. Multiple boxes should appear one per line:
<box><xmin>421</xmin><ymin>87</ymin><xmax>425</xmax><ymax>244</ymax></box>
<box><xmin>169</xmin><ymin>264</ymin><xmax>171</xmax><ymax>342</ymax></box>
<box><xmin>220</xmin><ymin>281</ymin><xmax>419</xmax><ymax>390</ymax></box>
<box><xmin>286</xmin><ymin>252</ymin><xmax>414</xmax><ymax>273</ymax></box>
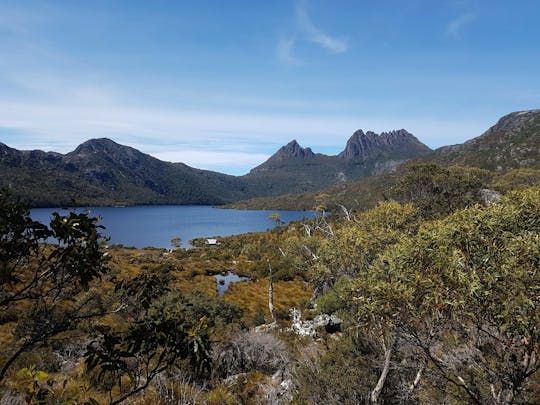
<box><xmin>370</xmin><ymin>337</ymin><xmax>395</xmax><ymax>404</ymax></box>
<box><xmin>267</xmin><ymin>260</ymin><xmax>275</xmax><ymax>320</ymax></box>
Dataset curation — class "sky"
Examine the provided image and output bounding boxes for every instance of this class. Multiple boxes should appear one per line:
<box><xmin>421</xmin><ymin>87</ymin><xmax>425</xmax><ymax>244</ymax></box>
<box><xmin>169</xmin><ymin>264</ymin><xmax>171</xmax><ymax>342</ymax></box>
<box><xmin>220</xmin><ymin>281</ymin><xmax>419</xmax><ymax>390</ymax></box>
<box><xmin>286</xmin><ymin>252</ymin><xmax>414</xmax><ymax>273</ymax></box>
<box><xmin>0</xmin><ymin>0</ymin><xmax>539</xmax><ymax>175</ymax></box>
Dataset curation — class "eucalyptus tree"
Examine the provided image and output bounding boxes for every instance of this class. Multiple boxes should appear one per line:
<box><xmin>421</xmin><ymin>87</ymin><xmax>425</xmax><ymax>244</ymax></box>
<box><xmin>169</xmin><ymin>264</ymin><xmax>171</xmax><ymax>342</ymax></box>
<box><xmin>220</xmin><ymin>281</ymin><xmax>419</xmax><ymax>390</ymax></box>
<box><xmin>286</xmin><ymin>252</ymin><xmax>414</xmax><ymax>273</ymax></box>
<box><xmin>349</xmin><ymin>186</ymin><xmax>540</xmax><ymax>404</ymax></box>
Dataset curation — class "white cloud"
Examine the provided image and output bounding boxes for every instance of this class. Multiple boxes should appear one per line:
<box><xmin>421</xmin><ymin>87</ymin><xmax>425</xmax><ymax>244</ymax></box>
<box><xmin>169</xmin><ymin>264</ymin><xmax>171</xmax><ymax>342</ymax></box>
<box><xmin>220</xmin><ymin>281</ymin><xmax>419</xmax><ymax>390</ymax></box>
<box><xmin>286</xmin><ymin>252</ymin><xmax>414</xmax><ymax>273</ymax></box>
<box><xmin>296</xmin><ymin>1</ymin><xmax>348</xmax><ymax>53</ymax></box>
<box><xmin>0</xmin><ymin>66</ymin><xmax>489</xmax><ymax>175</ymax></box>
<box><xmin>150</xmin><ymin>150</ymin><xmax>270</xmax><ymax>173</ymax></box>
<box><xmin>446</xmin><ymin>13</ymin><xmax>475</xmax><ymax>38</ymax></box>
<box><xmin>276</xmin><ymin>38</ymin><xmax>303</xmax><ymax>66</ymax></box>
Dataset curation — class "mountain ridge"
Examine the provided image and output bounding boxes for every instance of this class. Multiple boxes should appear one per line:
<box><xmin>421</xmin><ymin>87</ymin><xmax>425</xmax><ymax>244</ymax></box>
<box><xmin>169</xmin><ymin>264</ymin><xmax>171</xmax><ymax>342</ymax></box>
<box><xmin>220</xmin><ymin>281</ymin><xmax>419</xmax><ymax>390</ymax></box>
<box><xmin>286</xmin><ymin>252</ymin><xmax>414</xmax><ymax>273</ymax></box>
<box><xmin>1</xmin><ymin>127</ymin><xmax>431</xmax><ymax>207</ymax></box>
<box><xmin>4</xmin><ymin>108</ymin><xmax>537</xmax><ymax>208</ymax></box>
<box><xmin>229</xmin><ymin>109</ymin><xmax>540</xmax><ymax>211</ymax></box>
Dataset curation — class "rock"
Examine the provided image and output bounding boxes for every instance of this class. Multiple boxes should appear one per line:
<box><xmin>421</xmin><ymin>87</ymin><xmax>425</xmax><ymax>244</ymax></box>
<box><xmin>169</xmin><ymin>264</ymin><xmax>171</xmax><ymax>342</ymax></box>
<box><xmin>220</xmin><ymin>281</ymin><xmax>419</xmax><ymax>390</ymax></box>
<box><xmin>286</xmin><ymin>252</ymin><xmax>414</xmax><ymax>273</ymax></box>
<box><xmin>265</xmin><ymin>369</ymin><xmax>293</xmax><ymax>405</ymax></box>
<box><xmin>266</xmin><ymin>140</ymin><xmax>315</xmax><ymax>162</ymax></box>
<box><xmin>338</xmin><ymin>129</ymin><xmax>431</xmax><ymax>161</ymax></box>
<box><xmin>289</xmin><ymin>308</ymin><xmax>343</xmax><ymax>337</ymax></box>
<box><xmin>479</xmin><ymin>189</ymin><xmax>502</xmax><ymax>206</ymax></box>
<box><xmin>289</xmin><ymin>308</ymin><xmax>315</xmax><ymax>336</ymax></box>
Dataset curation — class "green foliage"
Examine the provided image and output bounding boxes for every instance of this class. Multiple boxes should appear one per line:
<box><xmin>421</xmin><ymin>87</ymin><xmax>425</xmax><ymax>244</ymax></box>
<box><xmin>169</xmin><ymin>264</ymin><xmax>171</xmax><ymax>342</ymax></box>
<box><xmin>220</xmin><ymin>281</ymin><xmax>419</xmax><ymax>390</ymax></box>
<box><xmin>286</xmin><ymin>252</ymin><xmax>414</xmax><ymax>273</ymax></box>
<box><xmin>174</xmin><ymin>291</ymin><xmax>243</xmax><ymax>327</ymax></box>
<box><xmin>114</xmin><ymin>265</ymin><xmax>175</xmax><ymax>312</ymax></box>
<box><xmin>493</xmin><ymin>168</ymin><xmax>540</xmax><ymax>192</ymax></box>
<box><xmin>85</xmin><ymin>296</ymin><xmax>213</xmax><ymax>404</ymax></box>
<box><xmin>252</xmin><ymin>306</ymin><xmax>266</xmax><ymax>326</ymax></box>
<box><xmin>343</xmin><ymin>186</ymin><xmax>540</xmax><ymax>403</ymax></box>
<box><xmin>392</xmin><ymin>163</ymin><xmax>489</xmax><ymax>218</ymax></box>
<box><xmin>170</xmin><ymin>236</ymin><xmax>183</xmax><ymax>250</ymax></box>
<box><xmin>268</xmin><ymin>213</ymin><xmax>283</xmax><ymax>226</ymax></box>
<box><xmin>293</xmin><ymin>333</ymin><xmax>410</xmax><ymax>404</ymax></box>
<box><xmin>0</xmin><ymin>189</ymin><xmax>50</xmax><ymax>282</ymax></box>
<box><xmin>15</xmin><ymin>367</ymin><xmax>54</xmax><ymax>404</ymax></box>
<box><xmin>310</xmin><ymin>201</ymin><xmax>420</xmax><ymax>293</ymax></box>
<box><xmin>0</xmin><ymin>189</ymin><xmax>110</xmax><ymax>382</ymax></box>
<box><xmin>315</xmin><ymin>276</ymin><xmax>351</xmax><ymax>315</ymax></box>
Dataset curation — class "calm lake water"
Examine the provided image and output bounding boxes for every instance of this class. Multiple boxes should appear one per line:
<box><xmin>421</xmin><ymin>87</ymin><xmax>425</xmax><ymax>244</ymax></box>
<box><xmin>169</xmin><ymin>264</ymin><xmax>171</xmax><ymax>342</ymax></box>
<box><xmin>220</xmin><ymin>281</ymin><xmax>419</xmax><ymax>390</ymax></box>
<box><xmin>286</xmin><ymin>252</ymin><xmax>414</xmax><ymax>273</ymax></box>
<box><xmin>30</xmin><ymin>205</ymin><xmax>313</xmax><ymax>249</ymax></box>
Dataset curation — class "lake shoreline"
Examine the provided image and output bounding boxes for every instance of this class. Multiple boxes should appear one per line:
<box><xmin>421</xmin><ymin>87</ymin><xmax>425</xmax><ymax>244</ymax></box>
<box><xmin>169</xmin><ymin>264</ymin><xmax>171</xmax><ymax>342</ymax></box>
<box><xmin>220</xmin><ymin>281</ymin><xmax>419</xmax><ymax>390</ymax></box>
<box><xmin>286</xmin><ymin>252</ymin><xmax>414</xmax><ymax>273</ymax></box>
<box><xmin>31</xmin><ymin>205</ymin><xmax>314</xmax><ymax>249</ymax></box>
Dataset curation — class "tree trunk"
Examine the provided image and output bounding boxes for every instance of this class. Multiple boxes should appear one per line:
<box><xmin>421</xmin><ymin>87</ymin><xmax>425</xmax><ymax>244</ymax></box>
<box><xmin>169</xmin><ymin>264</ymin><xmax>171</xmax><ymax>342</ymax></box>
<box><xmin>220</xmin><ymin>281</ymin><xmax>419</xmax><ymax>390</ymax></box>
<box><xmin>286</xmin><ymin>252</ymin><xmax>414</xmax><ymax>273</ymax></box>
<box><xmin>267</xmin><ymin>260</ymin><xmax>275</xmax><ymax>320</ymax></box>
<box><xmin>370</xmin><ymin>337</ymin><xmax>395</xmax><ymax>404</ymax></box>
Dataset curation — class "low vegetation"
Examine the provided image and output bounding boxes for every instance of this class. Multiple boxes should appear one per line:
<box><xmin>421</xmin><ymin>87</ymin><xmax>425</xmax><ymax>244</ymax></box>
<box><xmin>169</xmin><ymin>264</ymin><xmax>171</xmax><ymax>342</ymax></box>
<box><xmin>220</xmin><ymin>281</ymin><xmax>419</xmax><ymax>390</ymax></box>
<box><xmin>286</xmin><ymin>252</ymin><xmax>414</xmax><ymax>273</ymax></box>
<box><xmin>1</xmin><ymin>162</ymin><xmax>539</xmax><ymax>404</ymax></box>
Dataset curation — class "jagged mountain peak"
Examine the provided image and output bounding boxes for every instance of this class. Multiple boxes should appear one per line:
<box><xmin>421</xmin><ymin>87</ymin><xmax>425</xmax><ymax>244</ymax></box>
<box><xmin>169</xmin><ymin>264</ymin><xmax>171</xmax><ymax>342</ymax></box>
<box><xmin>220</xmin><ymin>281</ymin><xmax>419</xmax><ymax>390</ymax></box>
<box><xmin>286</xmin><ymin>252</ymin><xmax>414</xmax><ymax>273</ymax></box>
<box><xmin>339</xmin><ymin>128</ymin><xmax>431</xmax><ymax>160</ymax></box>
<box><xmin>272</xmin><ymin>140</ymin><xmax>315</xmax><ymax>160</ymax></box>
<box><xmin>248</xmin><ymin>139</ymin><xmax>316</xmax><ymax>175</ymax></box>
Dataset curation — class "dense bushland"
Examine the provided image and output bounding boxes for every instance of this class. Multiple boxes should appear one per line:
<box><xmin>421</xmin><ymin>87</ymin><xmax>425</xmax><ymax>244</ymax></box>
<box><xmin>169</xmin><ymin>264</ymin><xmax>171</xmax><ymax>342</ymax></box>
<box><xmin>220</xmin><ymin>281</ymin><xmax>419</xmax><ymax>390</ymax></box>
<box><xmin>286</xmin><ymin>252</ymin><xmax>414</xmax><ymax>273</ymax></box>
<box><xmin>1</xmin><ymin>164</ymin><xmax>539</xmax><ymax>404</ymax></box>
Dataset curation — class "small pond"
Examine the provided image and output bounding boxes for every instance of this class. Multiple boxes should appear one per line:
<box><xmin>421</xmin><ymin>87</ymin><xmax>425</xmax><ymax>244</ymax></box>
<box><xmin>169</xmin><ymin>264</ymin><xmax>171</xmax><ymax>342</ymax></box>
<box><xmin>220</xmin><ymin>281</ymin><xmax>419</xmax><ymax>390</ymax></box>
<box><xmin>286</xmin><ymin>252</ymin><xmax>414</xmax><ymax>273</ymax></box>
<box><xmin>215</xmin><ymin>271</ymin><xmax>250</xmax><ymax>296</ymax></box>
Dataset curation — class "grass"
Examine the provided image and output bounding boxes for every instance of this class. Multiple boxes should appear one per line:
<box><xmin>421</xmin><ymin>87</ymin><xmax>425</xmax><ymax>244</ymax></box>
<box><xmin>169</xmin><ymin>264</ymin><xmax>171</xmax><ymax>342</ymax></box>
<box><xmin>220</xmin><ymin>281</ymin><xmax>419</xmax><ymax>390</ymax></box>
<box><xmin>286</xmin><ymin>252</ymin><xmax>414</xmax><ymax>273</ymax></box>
<box><xmin>224</xmin><ymin>279</ymin><xmax>312</xmax><ymax>322</ymax></box>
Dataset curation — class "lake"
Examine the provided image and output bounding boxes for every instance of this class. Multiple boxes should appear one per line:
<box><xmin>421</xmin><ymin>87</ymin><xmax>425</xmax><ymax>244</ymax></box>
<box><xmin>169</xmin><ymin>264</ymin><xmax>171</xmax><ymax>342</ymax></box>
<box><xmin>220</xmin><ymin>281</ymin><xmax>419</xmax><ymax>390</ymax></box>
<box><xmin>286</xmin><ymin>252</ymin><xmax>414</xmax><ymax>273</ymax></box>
<box><xmin>30</xmin><ymin>205</ymin><xmax>313</xmax><ymax>249</ymax></box>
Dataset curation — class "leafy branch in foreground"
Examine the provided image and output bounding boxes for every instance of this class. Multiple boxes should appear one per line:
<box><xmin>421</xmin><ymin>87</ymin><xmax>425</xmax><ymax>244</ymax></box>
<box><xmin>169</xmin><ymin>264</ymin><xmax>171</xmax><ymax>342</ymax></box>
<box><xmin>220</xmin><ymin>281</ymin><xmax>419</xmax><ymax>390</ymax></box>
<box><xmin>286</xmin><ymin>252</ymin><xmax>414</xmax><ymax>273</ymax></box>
<box><xmin>0</xmin><ymin>189</ymin><xmax>110</xmax><ymax>382</ymax></box>
<box><xmin>85</xmin><ymin>301</ymin><xmax>211</xmax><ymax>405</ymax></box>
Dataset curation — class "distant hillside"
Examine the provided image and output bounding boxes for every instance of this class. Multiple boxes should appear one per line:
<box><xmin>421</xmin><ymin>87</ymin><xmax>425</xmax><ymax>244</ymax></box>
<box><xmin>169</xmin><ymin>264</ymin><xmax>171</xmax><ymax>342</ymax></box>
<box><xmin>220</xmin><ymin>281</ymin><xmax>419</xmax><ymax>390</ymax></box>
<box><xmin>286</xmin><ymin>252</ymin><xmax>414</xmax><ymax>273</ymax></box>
<box><xmin>7</xmin><ymin>108</ymin><xmax>536</xmax><ymax>209</ymax></box>
<box><xmin>0</xmin><ymin>128</ymin><xmax>431</xmax><ymax>207</ymax></box>
<box><xmin>242</xmin><ymin>130</ymin><xmax>431</xmax><ymax>197</ymax></box>
<box><xmin>229</xmin><ymin>109</ymin><xmax>540</xmax><ymax>211</ymax></box>
<box><xmin>430</xmin><ymin>109</ymin><xmax>540</xmax><ymax>170</ymax></box>
<box><xmin>0</xmin><ymin>138</ymin><xmax>247</xmax><ymax>207</ymax></box>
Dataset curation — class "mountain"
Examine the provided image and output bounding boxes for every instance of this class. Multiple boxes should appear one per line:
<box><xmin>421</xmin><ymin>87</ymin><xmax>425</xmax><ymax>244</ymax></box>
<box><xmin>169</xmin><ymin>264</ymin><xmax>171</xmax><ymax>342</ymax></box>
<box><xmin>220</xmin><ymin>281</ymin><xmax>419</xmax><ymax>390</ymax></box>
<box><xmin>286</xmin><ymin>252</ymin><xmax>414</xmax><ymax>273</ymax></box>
<box><xmin>228</xmin><ymin>109</ymin><xmax>540</xmax><ymax>211</ymax></box>
<box><xmin>0</xmin><ymin>138</ymin><xmax>247</xmax><ymax>207</ymax></box>
<box><xmin>1</xmin><ymin>128</ymin><xmax>431</xmax><ymax>207</ymax></box>
<box><xmin>430</xmin><ymin>109</ymin><xmax>540</xmax><ymax>170</ymax></box>
<box><xmin>256</xmin><ymin>140</ymin><xmax>316</xmax><ymax>164</ymax></box>
<box><xmin>242</xmin><ymin>129</ymin><xmax>432</xmax><ymax>197</ymax></box>
<box><xmin>338</xmin><ymin>129</ymin><xmax>431</xmax><ymax>161</ymax></box>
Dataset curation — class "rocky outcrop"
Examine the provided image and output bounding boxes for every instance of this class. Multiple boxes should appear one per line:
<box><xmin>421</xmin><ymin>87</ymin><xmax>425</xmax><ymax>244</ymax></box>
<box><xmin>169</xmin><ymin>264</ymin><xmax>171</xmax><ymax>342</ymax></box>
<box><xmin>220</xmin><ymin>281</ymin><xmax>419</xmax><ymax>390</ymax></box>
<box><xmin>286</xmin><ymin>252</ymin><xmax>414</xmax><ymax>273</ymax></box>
<box><xmin>479</xmin><ymin>189</ymin><xmax>502</xmax><ymax>206</ymax></box>
<box><xmin>338</xmin><ymin>129</ymin><xmax>432</xmax><ymax>161</ymax></box>
<box><xmin>483</xmin><ymin>109</ymin><xmax>540</xmax><ymax>135</ymax></box>
<box><xmin>271</xmin><ymin>140</ymin><xmax>315</xmax><ymax>161</ymax></box>
<box><xmin>289</xmin><ymin>308</ymin><xmax>343</xmax><ymax>337</ymax></box>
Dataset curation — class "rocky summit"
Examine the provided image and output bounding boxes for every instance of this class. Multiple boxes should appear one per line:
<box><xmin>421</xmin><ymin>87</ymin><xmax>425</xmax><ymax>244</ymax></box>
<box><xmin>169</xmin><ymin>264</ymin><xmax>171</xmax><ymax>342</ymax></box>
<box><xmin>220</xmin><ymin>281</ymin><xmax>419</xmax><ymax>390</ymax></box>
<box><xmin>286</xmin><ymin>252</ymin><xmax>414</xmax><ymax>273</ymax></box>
<box><xmin>338</xmin><ymin>129</ymin><xmax>432</xmax><ymax>161</ymax></box>
<box><xmin>270</xmin><ymin>140</ymin><xmax>315</xmax><ymax>161</ymax></box>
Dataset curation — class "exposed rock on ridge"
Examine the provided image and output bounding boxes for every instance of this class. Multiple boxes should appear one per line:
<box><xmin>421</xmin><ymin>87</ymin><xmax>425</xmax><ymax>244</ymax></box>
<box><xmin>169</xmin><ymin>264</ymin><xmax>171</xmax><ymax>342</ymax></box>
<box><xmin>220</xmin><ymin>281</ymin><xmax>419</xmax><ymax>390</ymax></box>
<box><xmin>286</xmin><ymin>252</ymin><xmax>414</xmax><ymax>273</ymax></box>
<box><xmin>434</xmin><ymin>109</ymin><xmax>540</xmax><ymax>170</ymax></box>
<box><xmin>265</xmin><ymin>140</ymin><xmax>315</xmax><ymax>162</ymax></box>
<box><xmin>339</xmin><ymin>129</ymin><xmax>432</xmax><ymax>160</ymax></box>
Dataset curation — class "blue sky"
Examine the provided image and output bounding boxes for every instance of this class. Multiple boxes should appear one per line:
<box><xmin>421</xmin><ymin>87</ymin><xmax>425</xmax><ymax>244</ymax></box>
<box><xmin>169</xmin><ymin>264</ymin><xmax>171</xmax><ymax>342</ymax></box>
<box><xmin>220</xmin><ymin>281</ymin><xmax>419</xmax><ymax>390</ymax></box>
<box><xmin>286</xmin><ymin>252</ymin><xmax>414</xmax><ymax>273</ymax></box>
<box><xmin>1</xmin><ymin>0</ymin><xmax>539</xmax><ymax>175</ymax></box>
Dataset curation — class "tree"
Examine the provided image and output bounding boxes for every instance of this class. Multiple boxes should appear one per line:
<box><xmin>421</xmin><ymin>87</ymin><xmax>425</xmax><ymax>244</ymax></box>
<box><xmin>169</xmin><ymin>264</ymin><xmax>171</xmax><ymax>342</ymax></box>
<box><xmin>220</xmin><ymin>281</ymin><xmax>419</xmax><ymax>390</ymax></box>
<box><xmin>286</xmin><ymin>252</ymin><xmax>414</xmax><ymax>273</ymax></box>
<box><xmin>85</xmin><ymin>287</ymin><xmax>241</xmax><ymax>404</ymax></box>
<box><xmin>268</xmin><ymin>213</ymin><xmax>284</xmax><ymax>226</ymax></box>
<box><xmin>85</xmin><ymin>297</ymin><xmax>212</xmax><ymax>405</ymax></box>
<box><xmin>347</xmin><ymin>186</ymin><xmax>540</xmax><ymax>403</ymax></box>
<box><xmin>392</xmin><ymin>164</ymin><xmax>490</xmax><ymax>218</ymax></box>
<box><xmin>0</xmin><ymin>189</ymin><xmax>110</xmax><ymax>382</ymax></box>
<box><xmin>170</xmin><ymin>236</ymin><xmax>183</xmax><ymax>250</ymax></box>
<box><xmin>309</xmin><ymin>201</ymin><xmax>420</xmax><ymax>296</ymax></box>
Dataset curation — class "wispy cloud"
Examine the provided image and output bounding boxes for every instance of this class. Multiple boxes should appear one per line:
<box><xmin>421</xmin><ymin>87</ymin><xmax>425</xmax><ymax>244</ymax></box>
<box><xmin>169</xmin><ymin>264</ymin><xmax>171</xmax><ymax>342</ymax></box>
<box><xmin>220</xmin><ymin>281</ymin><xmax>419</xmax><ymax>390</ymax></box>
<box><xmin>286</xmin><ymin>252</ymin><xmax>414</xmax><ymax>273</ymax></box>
<box><xmin>296</xmin><ymin>0</ymin><xmax>348</xmax><ymax>54</ymax></box>
<box><xmin>276</xmin><ymin>38</ymin><xmax>303</xmax><ymax>66</ymax></box>
<box><xmin>150</xmin><ymin>150</ymin><xmax>270</xmax><ymax>172</ymax></box>
<box><xmin>446</xmin><ymin>13</ymin><xmax>475</xmax><ymax>38</ymax></box>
